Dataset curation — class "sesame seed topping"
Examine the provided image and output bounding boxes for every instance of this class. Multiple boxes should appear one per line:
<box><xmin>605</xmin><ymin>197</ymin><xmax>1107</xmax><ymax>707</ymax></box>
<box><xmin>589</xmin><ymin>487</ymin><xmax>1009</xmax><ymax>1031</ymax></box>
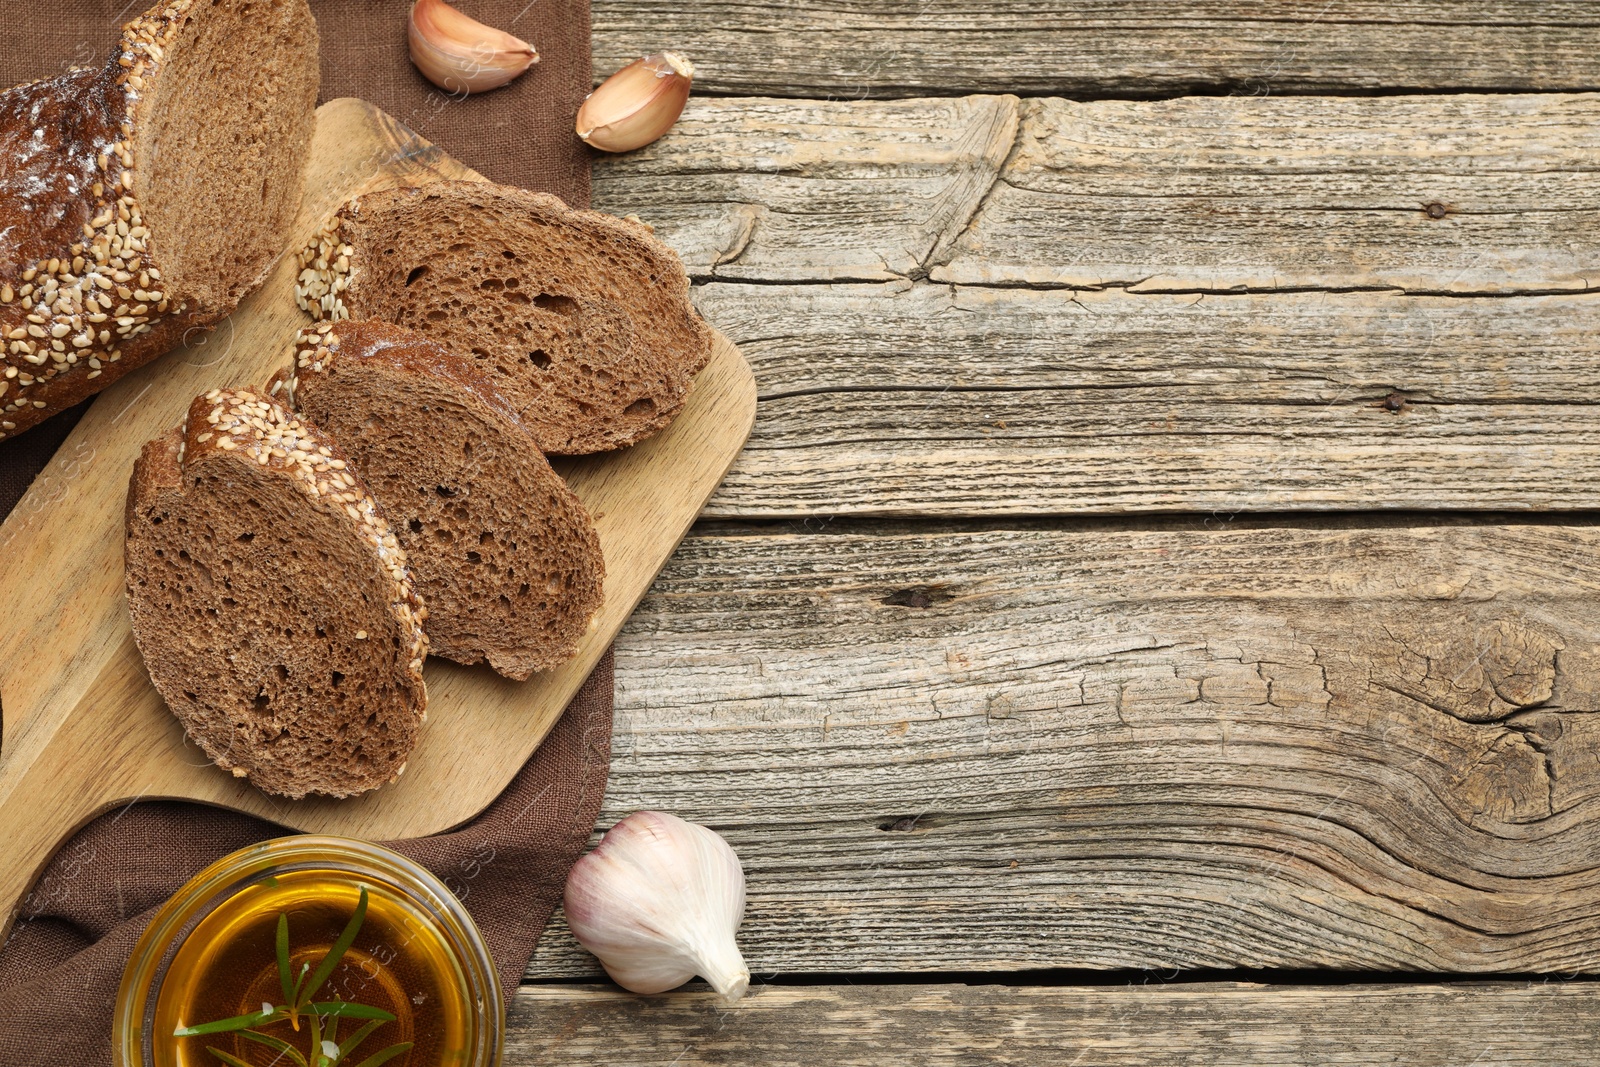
<box><xmin>293</xmin><ymin>220</ymin><xmax>357</xmax><ymax>322</ymax></box>
<box><xmin>0</xmin><ymin>7</ymin><xmax>183</xmax><ymax>435</ymax></box>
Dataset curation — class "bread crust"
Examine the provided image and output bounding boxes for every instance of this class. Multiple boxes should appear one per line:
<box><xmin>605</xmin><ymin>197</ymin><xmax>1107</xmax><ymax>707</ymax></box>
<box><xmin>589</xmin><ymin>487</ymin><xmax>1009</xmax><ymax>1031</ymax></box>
<box><xmin>0</xmin><ymin>0</ymin><xmax>318</xmax><ymax>441</ymax></box>
<box><xmin>125</xmin><ymin>388</ymin><xmax>429</xmax><ymax>798</ymax></box>
<box><xmin>272</xmin><ymin>320</ymin><xmax>527</xmax><ymax>428</ymax></box>
<box><xmin>294</xmin><ymin>181</ymin><xmax>714</xmax><ymax>454</ymax></box>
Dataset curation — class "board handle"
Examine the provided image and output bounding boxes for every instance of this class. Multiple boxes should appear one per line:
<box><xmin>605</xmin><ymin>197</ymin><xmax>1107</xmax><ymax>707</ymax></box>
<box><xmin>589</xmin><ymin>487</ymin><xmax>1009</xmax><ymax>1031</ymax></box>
<box><xmin>0</xmin><ymin>689</ymin><xmax>129</xmax><ymax>945</ymax></box>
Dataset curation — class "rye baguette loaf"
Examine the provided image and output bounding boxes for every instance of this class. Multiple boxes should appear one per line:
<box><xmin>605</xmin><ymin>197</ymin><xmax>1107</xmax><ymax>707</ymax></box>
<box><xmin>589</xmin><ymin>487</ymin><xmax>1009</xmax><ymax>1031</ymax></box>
<box><xmin>0</xmin><ymin>0</ymin><xmax>319</xmax><ymax>441</ymax></box>
<box><xmin>271</xmin><ymin>321</ymin><xmax>606</xmax><ymax>680</ymax></box>
<box><xmin>124</xmin><ymin>388</ymin><xmax>428</xmax><ymax>800</ymax></box>
<box><xmin>294</xmin><ymin>181</ymin><xmax>713</xmax><ymax>455</ymax></box>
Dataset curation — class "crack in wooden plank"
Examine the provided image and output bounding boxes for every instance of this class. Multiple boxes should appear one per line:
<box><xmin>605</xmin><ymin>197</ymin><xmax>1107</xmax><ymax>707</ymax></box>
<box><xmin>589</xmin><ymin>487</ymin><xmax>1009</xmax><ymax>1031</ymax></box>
<box><xmin>914</xmin><ymin>98</ymin><xmax>1023</xmax><ymax>277</ymax></box>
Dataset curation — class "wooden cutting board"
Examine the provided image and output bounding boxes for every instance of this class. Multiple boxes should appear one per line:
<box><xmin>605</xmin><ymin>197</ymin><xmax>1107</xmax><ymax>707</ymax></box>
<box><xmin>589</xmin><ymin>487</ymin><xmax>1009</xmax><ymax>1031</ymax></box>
<box><xmin>0</xmin><ymin>99</ymin><xmax>756</xmax><ymax>938</ymax></box>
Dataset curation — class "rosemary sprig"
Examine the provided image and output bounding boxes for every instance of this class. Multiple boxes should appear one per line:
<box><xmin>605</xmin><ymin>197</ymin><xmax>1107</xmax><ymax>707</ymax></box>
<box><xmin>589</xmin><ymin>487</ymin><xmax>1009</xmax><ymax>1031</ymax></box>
<box><xmin>173</xmin><ymin>886</ymin><xmax>415</xmax><ymax>1067</ymax></box>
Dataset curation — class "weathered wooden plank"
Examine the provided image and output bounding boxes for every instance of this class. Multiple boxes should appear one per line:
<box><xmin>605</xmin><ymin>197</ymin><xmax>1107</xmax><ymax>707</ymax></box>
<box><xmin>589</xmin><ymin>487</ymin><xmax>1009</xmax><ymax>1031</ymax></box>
<box><xmin>594</xmin><ymin>94</ymin><xmax>1600</xmax><ymax>294</ymax></box>
<box><xmin>689</xmin><ymin>282</ymin><xmax>1600</xmax><ymax>518</ymax></box>
<box><xmin>511</xmin><ymin>982</ymin><xmax>1600</xmax><ymax>1067</ymax></box>
<box><xmin>591</xmin><ymin>95</ymin><xmax>1600</xmax><ymax>517</ymax></box>
<box><xmin>591</xmin><ymin>1</ymin><xmax>1600</xmax><ymax>98</ymax></box>
<box><xmin>528</xmin><ymin>522</ymin><xmax>1600</xmax><ymax>977</ymax></box>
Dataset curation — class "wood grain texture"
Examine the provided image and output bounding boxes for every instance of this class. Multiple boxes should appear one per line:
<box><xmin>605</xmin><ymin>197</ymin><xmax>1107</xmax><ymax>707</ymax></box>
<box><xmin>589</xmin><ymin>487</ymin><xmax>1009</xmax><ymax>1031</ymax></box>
<box><xmin>591</xmin><ymin>0</ymin><xmax>1600</xmax><ymax>98</ymax></box>
<box><xmin>688</xmin><ymin>282</ymin><xmax>1600</xmax><ymax>517</ymax></box>
<box><xmin>938</xmin><ymin>94</ymin><xmax>1600</xmax><ymax>293</ymax></box>
<box><xmin>595</xmin><ymin>94</ymin><xmax>1600</xmax><ymax>292</ymax></box>
<box><xmin>596</xmin><ymin>95</ymin><xmax>1020</xmax><ymax>284</ymax></box>
<box><xmin>510</xmin><ymin>982</ymin><xmax>1600</xmax><ymax>1067</ymax></box>
<box><xmin>0</xmin><ymin>99</ymin><xmax>756</xmax><ymax>940</ymax></box>
<box><xmin>525</xmin><ymin>522</ymin><xmax>1600</xmax><ymax>976</ymax></box>
<box><xmin>590</xmin><ymin>94</ymin><xmax>1600</xmax><ymax>517</ymax></box>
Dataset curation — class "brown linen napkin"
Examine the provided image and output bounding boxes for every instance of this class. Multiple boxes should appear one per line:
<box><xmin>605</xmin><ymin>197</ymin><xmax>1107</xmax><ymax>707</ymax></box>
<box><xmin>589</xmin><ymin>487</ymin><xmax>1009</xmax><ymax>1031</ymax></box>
<box><xmin>0</xmin><ymin>2</ymin><xmax>609</xmax><ymax>1062</ymax></box>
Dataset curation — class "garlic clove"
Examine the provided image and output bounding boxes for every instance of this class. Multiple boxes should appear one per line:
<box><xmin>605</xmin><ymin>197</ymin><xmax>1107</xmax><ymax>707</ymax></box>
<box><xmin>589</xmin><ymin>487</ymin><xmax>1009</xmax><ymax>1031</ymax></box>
<box><xmin>576</xmin><ymin>52</ymin><xmax>695</xmax><ymax>153</ymax></box>
<box><xmin>408</xmin><ymin>0</ymin><xmax>538</xmax><ymax>95</ymax></box>
<box><xmin>563</xmin><ymin>810</ymin><xmax>750</xmax><ymax>1003</ymax></box>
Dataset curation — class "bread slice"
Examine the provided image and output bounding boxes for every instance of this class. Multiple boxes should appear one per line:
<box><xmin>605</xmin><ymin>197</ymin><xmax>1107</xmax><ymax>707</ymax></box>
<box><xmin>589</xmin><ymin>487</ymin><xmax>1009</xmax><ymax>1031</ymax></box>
<box><xmin>0</xmin><ymin>0</ymin><xmax>319</xmax><ymax>441</ymax></box>
<box><xmin>271</xmin><ymin>321</ymin><xmax>605</xmax><ymax>680</ymax></box>
<box><xmin>294</xmin><ymin>181</ymin><xmax>713</xmax><ymax>455</ymax></box>
<box><xmin>124</xmin><ymin>388</ymin><xmax>428</xmax><ymax>800</ymax></box>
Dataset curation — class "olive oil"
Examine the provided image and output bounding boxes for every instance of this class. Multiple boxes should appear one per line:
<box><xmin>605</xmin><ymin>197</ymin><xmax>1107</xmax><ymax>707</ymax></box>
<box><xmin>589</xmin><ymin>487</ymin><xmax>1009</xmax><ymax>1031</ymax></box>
<box><xmin>151</xmin><ymin>869</ymin><xmax>473</xmax><ymax>1067</ymax></box>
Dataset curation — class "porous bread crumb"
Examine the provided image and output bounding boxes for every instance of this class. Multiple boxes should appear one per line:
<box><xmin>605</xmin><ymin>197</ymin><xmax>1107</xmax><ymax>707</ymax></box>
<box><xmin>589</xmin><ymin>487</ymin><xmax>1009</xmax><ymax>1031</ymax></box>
<box><xmin>293</xmin><ymin>181</ymin><xmax>713</xmax><ymax>455</ymax></box>
<box><xmin>272</xmin><ymin>320</ymin><xmax>606</xmax><ymax>680</ymax></box>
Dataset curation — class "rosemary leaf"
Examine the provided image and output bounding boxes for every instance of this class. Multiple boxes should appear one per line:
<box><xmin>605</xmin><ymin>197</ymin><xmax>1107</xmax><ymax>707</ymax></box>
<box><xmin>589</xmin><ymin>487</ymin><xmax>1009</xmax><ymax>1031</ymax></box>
<box><xmin>337</xmin><ymin>1018</ymin><xmax>386</xmax><ymax>1059</ymax></box>
<box><xmin>307</xmin><ymin>1001</ymin><xmax>397</xmax><ymax>1022</ymax></box>
<box><xmin>291</xmin><ymin>960</ymin><xmax>311</xmax><ymax>1008</ymax></box>
<box><xmin>350</xmin><ymin>1041</ymin><xmax>414</xmax><ymax>1067</ymax></box>
<box><xmin>175</xmin><ymin>1007</ymin><xmax>280</xmax><ymax>1036</ymax></box>
<box><xmin>277</xmin><ymin>912</ymin><xmax>294</xmax><ymax>1005</ymax></box>
<box><xmin>237</xmin><ymin>1028</ymin><xmax>309</xmax><ymax>1067</ymax></box>
<box><xmin>297</xmin><ymin>886</ymin><xmax>369</xmax><ymax>1008</ymax></box>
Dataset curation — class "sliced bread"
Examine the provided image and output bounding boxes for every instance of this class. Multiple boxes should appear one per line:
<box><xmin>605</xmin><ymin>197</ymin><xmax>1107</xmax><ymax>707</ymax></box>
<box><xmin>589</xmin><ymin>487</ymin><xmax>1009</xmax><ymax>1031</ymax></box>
<box><xmin>124</xmin><ymin>388</ymin><xmax>428</xmax><ymax>799</ymax></box>
<box><xmin>271</xmin><ymin>321</ymin><xmax>605</xmax><ymax>680</ymax></box>
<box><xmin>0</xmin><ymin>0</ymin><xmax>319</xmax><ymax>440</ymax></box>
<box><xmin>294</xmin><ymin>180</ymin><xmax>713</xmax><ymax>455</ymax></box>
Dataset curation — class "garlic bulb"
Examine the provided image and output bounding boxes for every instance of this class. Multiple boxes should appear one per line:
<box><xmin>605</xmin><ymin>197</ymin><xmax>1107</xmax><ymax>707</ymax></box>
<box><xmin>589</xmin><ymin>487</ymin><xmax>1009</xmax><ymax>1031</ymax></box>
<box><xmin>576</xmin><ymin>52</ymin><xmax>695</xmax><ymax>153</ymax></box>
<box><xmin>564</xmin><ymin>810</ymin><xmax>750</xmax><ymax>1002</ymax></box>
<box><xmin>408</xmin><ymin>0</ymin><xmax>538</xmax><ymax>95</ymax></box>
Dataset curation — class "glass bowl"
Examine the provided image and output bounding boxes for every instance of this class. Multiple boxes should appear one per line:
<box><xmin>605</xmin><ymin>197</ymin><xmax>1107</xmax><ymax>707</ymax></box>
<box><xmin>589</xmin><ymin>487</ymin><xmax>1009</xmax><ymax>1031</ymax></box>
<box><xmin>114</xmin><ymin>835</ymin><xmax>502</xmax><ymax>1067</ymax></box>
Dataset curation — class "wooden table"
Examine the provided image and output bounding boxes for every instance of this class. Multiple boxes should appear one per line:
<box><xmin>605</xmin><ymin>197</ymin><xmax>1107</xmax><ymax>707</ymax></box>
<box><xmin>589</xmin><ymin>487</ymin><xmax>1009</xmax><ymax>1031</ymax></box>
<box><xmin>509</xmin><ymin>5</ymin><xmax>1600</xmax><ymax>1062</ymax></box>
